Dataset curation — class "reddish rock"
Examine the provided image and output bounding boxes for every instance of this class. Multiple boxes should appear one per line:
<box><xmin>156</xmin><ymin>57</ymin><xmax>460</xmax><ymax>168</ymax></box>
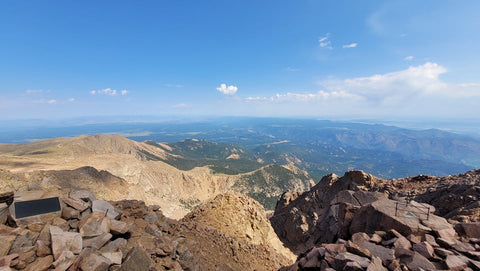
<box><xmin>399</xmin><ymin>252</ymin><xmax>435</xmax><ymax>271</ymax></box>
<box><xmin>118</xmin><ymin>246</ymin><xmax>152</xmax><ymax>271</ymax></box>
<box><xmin>412</xmin><ymin>241</ymin><xmax>434</xmax><ymax>259</ymax></box>
<box><xmin>50</xmin><ymin>226</ymin><xmax>82</xmax><ymax>260</ymax></box>
<box><xmin>79</xmin><ymin>212</ymin><xmax>111</xmax><ymax>238</ymax></box>
<box><xmin>455</xmin><ymin>222</ymin><xmax>480</xmax><ymax>238</ymax></box>
<box><xmin>63</xmin><ymin>197</ymin><xmax>90</xmax><ymax>212</ymax></box>
<box><xmin>334</xmin><ymin>252</ymin><xmax>370</xmax><ymax>269</ymax></box>
<box><xmin>52</xmin><ymin>250</ymin><xmax>76</xmax><ymax>271</ymax></box>
<box><xmin>83</xmin><ymin>233</ymin><xmax>112</xmax><ymax>250</ymax></box>
<box><xmin>26</xmin><ymin>255</ymin><xmax>53</xmax><ymax>271</ymax></box>
<box><xmin>445</xmin><ymin>255</ymin><xmax>468</xmax><ymax>271</ymax></box>
<box><xmin>36</xmin><ymin>240</ymin><xmax>51</xmax><ymax>257</ymax></box>
<box><xmin>80</xmin><ymin>252</ymin><xmax>111</xmax><ymax>271</ymax></box>
<box><xmin>366</xmin><ymin>256</ymin><xmax>387</xmax><ymax>271</ymax></box>
<box><xmin>61</xmin><ymin>206</ymin><xmax>80</xmax><ymax>220</ymax></box>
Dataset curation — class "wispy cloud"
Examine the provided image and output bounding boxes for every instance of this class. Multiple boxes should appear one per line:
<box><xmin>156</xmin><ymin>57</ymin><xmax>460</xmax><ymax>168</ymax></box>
<box><xmin>216</xmin><ymin>83</ymin><xmax>238</xmax><ymax>95</ymax></box>
<box><xmin>342</xmin><ymin>43</ymin><xmax>358</xmax><ymax>48</ymax></box>
<box><xmin>246</xmin><ymin>90</ymin><xmax>359</xmax><ymax>102</ymax></box>
<box><xmin>404</xmin><ymin>56</ymin><xmax>414</xmax><ymax>61</ymax></box>
<box><xmin>90</xmin><ymin>88</ymin><xmax>129</xmax><ymax>96</ymax></box>
<box><xmin>47</xmin><ymin>99</ymin><xmax>57</xmax><ymax>104</ymax></box>
<box><xmin>68</xmin><ymin>98</ymin><xmax>75</xmax><ymax>102</ymax></box>
<box><xmin>318</xmin><ymin>33</ymin><xmax>333</xmax><ymax>49</ymax></box>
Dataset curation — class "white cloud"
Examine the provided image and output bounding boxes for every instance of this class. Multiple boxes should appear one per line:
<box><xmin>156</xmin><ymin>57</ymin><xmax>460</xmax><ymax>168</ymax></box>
<box><xmin>68</xmin><ymin>98</ymin><xmax>75</xmax><ymax>102</ymax></box>
<box><xmin>216</xmin><ymin>83</ymin><xmax>238</xmax><ymax>95</ymax></box>
<box><xmin>342</xmin><ymin>43</ymin><xmax>358</xmax><ymax>48</ymax></box>
<box><xmin>320</xmin><ymin>62</ymin><xmax>480</xmax><ymax>105</ymax></box>
<box><xmin>90</xmin><ymin>88</ymin><xmax>129</xmax><ymax>96</ymax></box>
<box><xmin>318</xmin><ymin>33</ymin><xmax>333</xmax><ymax>49</ymax></box>
<box><xmin>404</xmin><ymin>56</ymin><xmax>414</xmax><ymax>61</ymax></box>
<box><xmin>47</xmin><ymin>99</ymin><xmax>57</xmax><ymax>104</ymax></box>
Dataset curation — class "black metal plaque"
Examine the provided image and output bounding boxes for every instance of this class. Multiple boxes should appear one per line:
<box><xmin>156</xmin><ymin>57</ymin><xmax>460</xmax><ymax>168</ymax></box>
<box><xmin>14</xmin><ymin>197</ymin><xmax>61</xmax><ymax>218</ymax></box>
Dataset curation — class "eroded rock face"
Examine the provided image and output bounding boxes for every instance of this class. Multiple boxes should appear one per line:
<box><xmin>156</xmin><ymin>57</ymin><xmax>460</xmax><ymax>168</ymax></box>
<box><xmin>270</xmin><ymin>171</ymin><xmax>389</xmax><ymax>254</ymax></box>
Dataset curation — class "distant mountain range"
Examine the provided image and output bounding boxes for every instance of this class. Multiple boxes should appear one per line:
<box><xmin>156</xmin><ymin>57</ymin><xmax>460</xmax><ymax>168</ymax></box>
<box><xmin>1</xmin><ymin>118</ymin><xmax>477</xmax><ymax>179</ymax></box>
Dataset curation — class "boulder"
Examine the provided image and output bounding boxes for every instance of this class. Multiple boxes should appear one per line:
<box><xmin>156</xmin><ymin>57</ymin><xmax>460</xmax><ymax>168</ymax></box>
<box><xmin>80</xmin><ymin>252</ymin><xmax>111</xmax><ymax>271</ymax></box>
<box><xmin>118</xmin><ymin>246</ymin><xmax>152</xmax><ymax>271</ymax></box>
<box><xmin>445</xmin><ymin>255</ymin><xmax>468</xmax><ymax>271</ymax></box>
<box><xmin>52</xmin><ymin>250</ymin><xmax>76</xmax><ymax>271</ymax></box>
<box><xmin>92</xmin><ymin>200</ymin><xmax>121</xmax><ymax>220</ymax></box>
<box><xmin>109</xmin><ymin>220</ymin><xmax>130</xmax><ymax>235</ymax></box>
<box><xmin>101</xmin><ymin>252</ymin><xmax>122</xmax><ymax>265</ymax></box>
<box><xmin>36</xmin><ymin>240</ymin><xmax>51</xmax><ymax>257</ymax></box>
<box><xmin>63</xmin><ymin>197</ymin><xmax>89</xmax><ymax>212</ymax></box>
<box><xmin>455</xmin><ymin>222</ymin><xmax>480</xmax><ymax>238</ymax></box>
<box><xmin>50</xmin><ymin>226</ymin><xmax>82</xmax><ymax>260</ymax></box>
<box><xmin>61</xmin><ymin>206</ymin><xmax>80</xmax><ymax>220</ymax></box>
<box><xmin>399</xmin><ymin>251</ymin><xmax>435</xmax><ymax>271</ymax></box>
<box><xmin>69</xmin><ymin>190</ymin><xmax>96</xmax><ymax>203</ymax></box>
<box><xmin>79</xmin><ymin>212</ymin><xmax>110</xmax><ymax>237</ymax></box>
<box><xmin>0</xmin><ymin>235</ymin><xmax>16</xmax><ymax>257</ymax></box>
<box><xmin>83</xmin><ymin>233</ymin><xmax>112</xmax><ymax>250</ymax></box>
<box><xmin>334</xmin><ymin>252</ymin><xmax>370</xmax><ymax>269</ymax></box>
<box><xmin>412</xmin><ymin>241</ymin><xmax>434</xmax><ymax>259</ymax></box>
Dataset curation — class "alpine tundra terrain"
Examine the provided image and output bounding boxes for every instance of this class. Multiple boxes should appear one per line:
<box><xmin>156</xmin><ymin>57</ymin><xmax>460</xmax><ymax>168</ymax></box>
<box><xmin>0</xmin><ymin>134</ymin><xmax>314</xmax><ymax>218</ymax></box>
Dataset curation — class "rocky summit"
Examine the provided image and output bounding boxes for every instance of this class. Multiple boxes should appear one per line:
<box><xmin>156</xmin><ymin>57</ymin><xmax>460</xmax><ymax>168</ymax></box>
<box><xmin>1</xmin><ymin>165</ymin><xmax>480</xmax><ymax>270</ymax></box>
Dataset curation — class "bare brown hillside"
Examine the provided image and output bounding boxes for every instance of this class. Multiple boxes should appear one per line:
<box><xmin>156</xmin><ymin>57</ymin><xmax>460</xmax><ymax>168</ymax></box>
<box><xmin>0</xmin><ymin>134</ymin><xmax>313</xmax><ymax>219</ymax></box>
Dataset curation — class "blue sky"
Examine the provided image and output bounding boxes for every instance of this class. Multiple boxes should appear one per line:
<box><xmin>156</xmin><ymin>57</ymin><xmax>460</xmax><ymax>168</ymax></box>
<box><xmin>1</xmin><ymin>0</ymin><xmax>479</xmax><ymax>120</ymax></box>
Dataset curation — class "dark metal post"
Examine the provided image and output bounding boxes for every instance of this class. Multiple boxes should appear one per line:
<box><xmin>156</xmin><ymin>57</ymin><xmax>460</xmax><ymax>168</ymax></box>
<box><xmin>427</xmin><ymin>207</ymin><xmax>430</xmax><ymax>220</ymax></box>
<box><xmin>395</xmin><ymin>202</ymin><xmax>398</xmax><ymax>216</ymax></box>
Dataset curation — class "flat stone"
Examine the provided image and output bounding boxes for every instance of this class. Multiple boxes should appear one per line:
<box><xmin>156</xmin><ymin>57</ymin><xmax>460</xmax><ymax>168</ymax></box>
<box><xmin>101</xmin><ymin>252</ymin><xmax>122</xmax><ymax>265</ymax></box>
<box><xmin>27</xmin><ymin>223</ymin><xmax>44</xmax><ymax>233</ymax></box>
<box><xmin>80</xmin><ymin>252</ymin><xmax>111</xmax><ymax>271</ymax></box>
<box><xmin>0</xmin><ymin>235</ymin><xmax>16</xmax><ymax>257</ymax></box>
<box><xmin>421</xmin><ymin>216</ymin><xmax>456</xmax><ymax>241</ymax></box>
<box><xmin>434</xmin><ymin>247</ymin><xmax>454</xmax><ymax>258</ymax></box>
<box><xmin>18</xmin><ymin>250</ymin><xmax>36</xmax><ymax>264</ymax></box>
<box><xmin>92</xmin><ymin>200</ymin><xmax>121</xmax><ymax>220</ymax></box>
<box><xmin>61</xmin><ymin>206</ymin><xmax>80</xmax><ymax>220</ymax></box>
<box><xmin>52</xmin><ymin>217</ymin><xmax>70</xmax><ymax>232</ymax></box>
<box><xmin>52</xmin><ymin>250</ymin><xmax>76</xmax><ymax>271</ymax></box>
<box><xmin>452</xmin><ymin>241</ymin><xmax>475</xmax><ymax>253</ymax></box>
<box><xmin>83</xmin><ymin>233</ymin><xmax>112</xmax><ymax>249</ymax></box>
<box><xmin>9</xmin><ymin>232</ymin><xmax>38</xmax><ymax>254</ymax></box>
<box><xmin>36</xmin><ymin>240</ymin><xmax>51</xmax><ymax>257</ymax></box>
<box><xmin>63</xmin><ymin>197</ymin><xmax>89</xmax><ymax>212</ymax></box>
<box><xmin>69</xmin><ymin>190</ymin><xmax>96</xmax><ymax>203</ymax></box>
<box><xmin>79</xmin><ymin>212</ymin><xmax>110</xmax><ymax>238</ymax></box>
<box><xmin>109</xmin><ymin>220</ymin><xmax>130</xmax><ymax>235</ymax></box>
<box><xmin>118</xmin><ymin>246</ymin><xmax>152</xmax><ymax>271</ymax></box>
<box><xmin>99</xmin><ymin>238</ymin><xmax>127</xmax><ymax>254</ymax></box>
<box><xmin>399</xmin><ymin>251</ymin><xmax>435</xmax><ymax>271</ymax></box>
<box><xmin>50</xmin><ymin>226</ymin><xmax>82</xmax><ymax>260</ymax></box>
<box><xmin>423</xmin><ymin>234</ymin><xmax>439</xmax><ymax>247</ymax></box>
<box><xmin>455</xmin><ymin>222</ymin><xmax>480</xmax><ymax>239</ymax></box>
<box><xmin>356</xmin><ymin>241</ymin><xmax>394</xmax><ymax>265</ymax></box>
<box><xmin>437</xmin><ymin>237</ymin><xmax>455</xmax><ymax>249</ymax></box>
<box><xmin>394</xmin><ymin>236</ymin><xmax>412</xmax><ymax>250</ymax></box>
<box><xmin>26</xmin><ymin>255</ymin><xmax>53</xmax><ymax>271</ymax></box>
<box><xmin>366</xmin><ymin>256</ymin><xmax>387</xmax><ymax>271</ymax></box>
<box><xmin>445</xmin><ymin>255</ymin><xmax>468</xmax><ymax>271</ymax></box>
<box><xmin>335</xmin><ymin>252</ymin><xmax>370</xmax><ymax>269</ymax></box>
<box><xmin>370</xmin><ymin>234</ymin><xmax>383</xmax><ymax>244</ymax></box>
<box><xmin>344</xmin><ymin>261</ymin><xmax>363</xmax><ymax>271</ymax></box>
<box><xmin>412</xmin><ymin>241</ymin><xmax>434</xmax><ymax>259</ymax></box>
<box><xmin>346</xmin><ymin>240</ymin><xmax>372</xmax><ymax>258</ymax></box>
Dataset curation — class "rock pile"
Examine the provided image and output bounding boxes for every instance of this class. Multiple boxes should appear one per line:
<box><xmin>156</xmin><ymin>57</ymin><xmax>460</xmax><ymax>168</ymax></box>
<box><xmin>0</xmin><ymin>190</ymin><xmax>196</xmax><ymax>271</ymax></box>
<box><xmin>283</xmin><ymin>227</ymin><xmax>480</xmax><ymax>270</ymax></box>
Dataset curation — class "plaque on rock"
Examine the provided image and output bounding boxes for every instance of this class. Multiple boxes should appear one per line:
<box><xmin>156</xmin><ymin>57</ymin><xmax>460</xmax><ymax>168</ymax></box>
<box><xmin>14</xmin><ymin>197</ymin><xmax>61</xmax><ymax>219</ymax></box>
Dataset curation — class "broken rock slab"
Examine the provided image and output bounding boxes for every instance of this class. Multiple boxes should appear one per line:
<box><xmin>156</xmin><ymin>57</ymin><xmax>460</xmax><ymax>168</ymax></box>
<box><xmin>79</xmin><ymin>212</ymin><xmax>110</xmax><ymax>238</ymax></box>
<box><xmin>92</xmin><ymin>200</ymin><xmax>121</xmax><ymax>220</ymax></box>
<box><xmin>118</xmin><ymin>245</ymin><xmax>152</xmax><ymax>271</ymax></box>
<box><xmin>50</xmin><ymin>226</ymin><xmax>82</xmax><ymax>260</ymax></box>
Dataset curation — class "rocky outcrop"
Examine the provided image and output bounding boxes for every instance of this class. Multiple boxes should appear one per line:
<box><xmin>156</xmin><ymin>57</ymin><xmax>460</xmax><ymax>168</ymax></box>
<box><xmin>270</xmin><ymin>171</ymin><xmax>390</xmax><ymax>254</ymax></box>
<box><xmin>283</xmin><ymin>229</ymin><xmax>480</xmax><ymax>270</ymax></box>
